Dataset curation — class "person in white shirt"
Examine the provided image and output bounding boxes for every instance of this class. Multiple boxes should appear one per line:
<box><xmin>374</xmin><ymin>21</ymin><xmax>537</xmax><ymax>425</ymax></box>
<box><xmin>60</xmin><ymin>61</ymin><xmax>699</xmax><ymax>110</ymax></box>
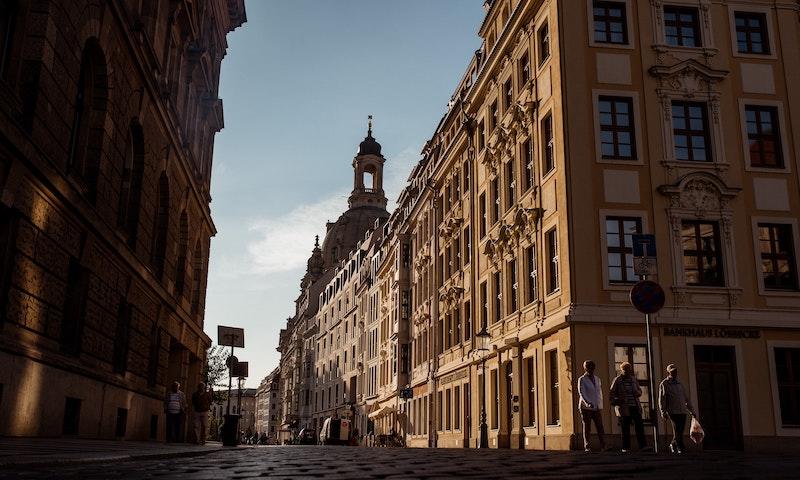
<box><xmin>577</xmin><ymin>360</ymin><xmax>606</xmax><ymax>452</ymax></box>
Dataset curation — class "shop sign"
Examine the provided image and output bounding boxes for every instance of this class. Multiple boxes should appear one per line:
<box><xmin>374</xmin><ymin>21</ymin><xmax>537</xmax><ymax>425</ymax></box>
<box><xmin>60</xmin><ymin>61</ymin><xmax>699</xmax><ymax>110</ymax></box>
<box><xmin>663</xmin><ymin>327</ymin><xmax>760</xmax><ymax>339</ymax></box>
<box><xmin>440</xmin><ymin>369</ymin><xmax>469</xmax><ymax>385</ymax></box>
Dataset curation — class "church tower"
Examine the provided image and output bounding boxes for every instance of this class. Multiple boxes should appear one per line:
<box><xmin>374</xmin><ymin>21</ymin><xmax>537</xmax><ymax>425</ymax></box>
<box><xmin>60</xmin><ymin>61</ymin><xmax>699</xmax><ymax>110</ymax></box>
<box><xmin>348</xmin><ymin>116</ymin><xmax>388</xmax><ymax>209</ymax></box>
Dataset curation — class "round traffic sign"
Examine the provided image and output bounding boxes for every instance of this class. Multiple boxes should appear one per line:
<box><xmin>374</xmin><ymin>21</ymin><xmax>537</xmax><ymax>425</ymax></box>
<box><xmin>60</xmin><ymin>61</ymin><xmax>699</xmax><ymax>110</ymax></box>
<box><xmin>629</xmin><ymin>280</ymin><xmax>665</xmax><ymax>314</ymax></box>
<box><xmin>226</xmin><ymin>355</ymin><xmax>239</xmax><ymax>368</ymax></box>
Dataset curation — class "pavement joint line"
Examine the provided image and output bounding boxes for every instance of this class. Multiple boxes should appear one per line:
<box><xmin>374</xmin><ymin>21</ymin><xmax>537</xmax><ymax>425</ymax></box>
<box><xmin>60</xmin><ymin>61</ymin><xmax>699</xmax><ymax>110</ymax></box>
<box><xmin>0</xmin><ymin>446</ymin><xmax>227</xmax><ymax>469</ymax></box>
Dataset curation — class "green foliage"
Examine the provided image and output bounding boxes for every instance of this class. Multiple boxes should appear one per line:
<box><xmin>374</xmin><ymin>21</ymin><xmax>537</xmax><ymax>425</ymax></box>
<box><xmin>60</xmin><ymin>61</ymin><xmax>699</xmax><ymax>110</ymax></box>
<box><xmin>204</xmin><ymin>344</ymin><xmax>230</xmax><ymax>388</ymax></box>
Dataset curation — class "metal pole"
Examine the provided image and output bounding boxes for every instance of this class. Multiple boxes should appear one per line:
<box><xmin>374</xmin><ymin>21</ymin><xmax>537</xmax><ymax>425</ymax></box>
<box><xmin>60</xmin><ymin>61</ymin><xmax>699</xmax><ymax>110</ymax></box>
<box><xmin>479</xmin><ymin>357</ymin><xmax>488</xmax><ymax>448</ymax></box>
<box><xmin>645</xmin><ymin>312</ymin><xmax>659</xmax><ymax>453</ymax></box>
<box><xmin>226</xmin><ymin>341</ymin><xmax>234</xmax><ymax>416</ymax></box>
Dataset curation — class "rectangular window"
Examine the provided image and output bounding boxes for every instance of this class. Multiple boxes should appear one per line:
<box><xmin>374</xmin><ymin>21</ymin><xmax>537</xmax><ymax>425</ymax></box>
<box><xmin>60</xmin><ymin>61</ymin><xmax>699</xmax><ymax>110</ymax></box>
<box><xmin>505</xmin><ymin>160</ymin><xmax>515</xmax><ymax>210</ymax></box>
<box><xmin>606</xmin><ymin>216</ymin><xmax>642</xmax><ymax>284</ymax></box>
<box><xmin>503</xmin><ymin>78</ymin><xmax>513</xmax><ymax>112</ymax></box>
<box><xmin>593</xmin><ymin>1</ymin><xmax>628</xmax><ymax>44</ymax></box>
<box><xmin>480</xmin><ymin>281</ymin><xmax>488</xmax><ymax>330</ymax></box>
<box><xmin>521</xmin><ymin>138</ymin><xmax>533</xmax><ymax>192</ymax></box>
<box><xmin>490</xmin><ymin>101</ymin><xmax>498</xmax><ymax>132</ymax></box>
<box><xmin>599</xmin><ymin>96</ymin><xmax>636</xmax><ymax>160</ymax></box>
<box><xmin>490</xmin><ymin>369</ymin><xmax>499</xmax><ymax>429</ymax></box>
<box><xmin>664</xmin><ymin>6</ymin><xmax>702</xmax><ymax>47</ymax></box>
<box><xmin>62</xmin><ymin>258</ymin><xmax>90</xmax><ymax>355</ymax></box>
<box><xmin>463</xmin><ymin>300</ymin><xmax>472</xmax><ymax>342</ymax></box>
<box><xmin>746</xmin><ymin>105</ymin><xmax>783</xmax><ymax>168</ymax></box>
<box><xmin>546</xmin><ymin>349</ymin><xmax>559</xmax><ymax>425</ymax></box>
<box><xmin>526</xmin><ymin>245</ymin><xmax>538</xmax><ymax>304</ymax></box>
<box><xmin>681</xmin><ymin>221</ymin><xmax>724</xmax><ymax>286</ymax></box>
<box><xmin>735</xmin><ymin>11</ymin><xmax>770</xmax><ymax>54</ymax></box>
<box><xmin>508</xmin><ymin>259</ymin><xmax>518</xmax><ymax>313</ymax></box>
<box><xmin>775</xmin><ymin>347</ymin><xmax>800</xmax><ymax>426</ymax></box>
<box><xmin>491</xmin><ymin>178</ymin><xmax>500</xmax><ymax>224</ymax></box>
<box><xmin>672</xmin><ymin>101</ymin><xmax>711</xmax><ymax>162</ymax></box>
<box><xmin>438</xmin><ymin>391</ymin><xmax>443</xmax><ymax>431</ymax></box>
<box><xmin>463</xmin><ymin>225</ymin><xmax>471</xmax><ymax>266</ymax></box>
<box><xmin>525</xmin><ymin>357</ymin><xmax>536</xmax><ymax>427</ymax></box>
<box><xmin>538</xmin><ymin>22</ymin><xmax>550</xmax><ymax>65</ymax></box>
<box><xmin>479</xmin><ymin>193</ymin><xmax>487</xmax><ymax>238</ymax></box>
<box><xmin>546</xmin><ymin>229</ymin><xmax>559</xmax><ymax>293</ymax></box>
<box><xmin>614</xmin><ymin>344</ymin><xmax>652</xmax><ymax>422</ymax></box>
<box><xmin>463</xmin><ymin>159</ymin><xmax>470</xmax><ymax>192</ymax></box>
<box><xmin>445</xmin><ymin>388</ymin><xmax>452</xmax><ymax>430</ymax></box>
<box><xmin>493</xmin><ymin>271</ymin><xmax>502</xmax><ymax>323</ymax></box>
<box><xmin>478</xmin><ymin>120</ymin><xmax>486</xmax><ymax>151</ymax></box>
<box><xmin>759</xmin><ymin>224</ymin><xmax>798</xmax><ymax>290</ymax></box>
<box><xmin>519</xmin><ymin>51</ymin><xmax>531</xmax><ymax>85</ymax></box>
<box><xmin>454</xmin><ymin>385</ymin><xmax>461</xmax><ymax>430</ymax></box>
<box><xmin>542</xmin><ymin>114</ymin><xmax>554</xmax><ymax>173</ymax></box>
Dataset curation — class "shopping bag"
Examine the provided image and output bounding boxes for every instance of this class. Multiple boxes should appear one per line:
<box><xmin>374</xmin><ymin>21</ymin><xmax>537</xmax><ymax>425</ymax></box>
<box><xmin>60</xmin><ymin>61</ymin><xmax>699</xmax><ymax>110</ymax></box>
<box><xmin>690</xmin><ymin>416</ymin><xmax>705</xmax><ymax>444</ymax></box>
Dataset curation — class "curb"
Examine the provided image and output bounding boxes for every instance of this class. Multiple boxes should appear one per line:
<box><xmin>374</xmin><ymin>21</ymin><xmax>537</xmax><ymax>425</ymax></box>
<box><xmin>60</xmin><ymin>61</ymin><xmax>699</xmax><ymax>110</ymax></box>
<box><xmin>0</xmin><ymin>447</ymin><xmax>227</xmax><ymax>470</ymax></box>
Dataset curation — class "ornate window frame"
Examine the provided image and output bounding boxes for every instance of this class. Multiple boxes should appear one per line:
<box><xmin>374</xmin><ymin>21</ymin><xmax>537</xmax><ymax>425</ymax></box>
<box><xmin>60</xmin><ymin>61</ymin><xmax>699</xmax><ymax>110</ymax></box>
<box><xmin>598</xmin><ymin>209</ymin><xmax>649</xmax><ymax>290</ymax></box>
<box><xmin>649</xmin><ymin>60</ymin><xmax>730</xmax><ymax>176</ymax></box>
<box><xmin>750</xmin><ymin>216</ymin><xmax>800</xmax><ymax>297</ymax></box>
<box><xmin>738</xmin><ymin>98</ymin><xmax>791</xmax><ymax>174</ymax></box>
<box><xmin>650</xmin><ymin>0</ymin><xmax>719</xmax><ymax>60</ymax></box>
<box><xmin>658</xmin><ymin>172</ymin><xmax>742</xmax><ymax>301</ymax></box>
<box><xmin>727</xmin><ymin>4</ymin><xmax>778</xmax><ymax>61</ymax></box>
<box><xmin>587</xmin><ymin>0</ymin><xmax>636</xmax><ymax>50</ymax></box>
<box><xmin>592</xmin><ymin>89</ymin><xmax>644</xmax><ymax>165</ymax></box>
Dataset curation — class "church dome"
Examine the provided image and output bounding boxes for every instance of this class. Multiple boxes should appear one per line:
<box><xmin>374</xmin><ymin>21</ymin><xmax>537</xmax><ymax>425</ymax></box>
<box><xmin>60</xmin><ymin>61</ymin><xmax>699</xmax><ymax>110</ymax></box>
<box><xmin>358</xmin><ymin>131</ymin><xmax>382</xmax><ymax>156</ymax></box>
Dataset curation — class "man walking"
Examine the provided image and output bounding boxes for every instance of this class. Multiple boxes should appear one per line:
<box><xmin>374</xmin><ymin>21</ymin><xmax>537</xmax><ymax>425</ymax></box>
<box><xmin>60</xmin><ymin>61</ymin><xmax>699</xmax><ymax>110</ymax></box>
<box><xmin>577</xmin><ymin>360</ymin><xmax>606</xmax><ymax>452</ymax></box>
<box><xmin>659</xmin><ymin>364</ymin><xmax>695</xmax><ymax>454</ymax></box>
<box><xmin>610</xmin><ymin>362</ymin><xmax>647</xmax><ymax>452</ymax></box>
<box><xmin>191</xmin><ymin>382</ymin><xmax>214</xmax><ymax>445</ymax></box>
<box><xmin>164</xmin><ymin>381</ymin><xmax>187</xmax><ymax>443</ymax></box>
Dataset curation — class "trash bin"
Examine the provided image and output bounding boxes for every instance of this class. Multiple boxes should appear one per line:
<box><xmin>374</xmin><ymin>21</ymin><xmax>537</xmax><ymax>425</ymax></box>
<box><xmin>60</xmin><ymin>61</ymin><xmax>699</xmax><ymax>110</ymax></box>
<box><xmin>221</xmin><ymin>414</ymin><xmax>241</xmax><ymax>447</ymax></box>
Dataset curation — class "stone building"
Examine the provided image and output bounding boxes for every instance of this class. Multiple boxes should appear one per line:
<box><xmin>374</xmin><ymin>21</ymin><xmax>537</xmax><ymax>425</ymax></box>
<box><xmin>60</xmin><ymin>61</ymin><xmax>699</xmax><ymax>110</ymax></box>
<box><xmin>0</xmin><ymin>0</ymin><xmax>245</xmax><ymax>441</ymax></box>
<box><xmin>212</xmin><ymin>387</ymin><xmax>256</xmax><ymax>435</ymax></box>
<box><xmin>254</xmin><ymin>368</ymin><xmax>281</xmax><ymax>441</ymax></box>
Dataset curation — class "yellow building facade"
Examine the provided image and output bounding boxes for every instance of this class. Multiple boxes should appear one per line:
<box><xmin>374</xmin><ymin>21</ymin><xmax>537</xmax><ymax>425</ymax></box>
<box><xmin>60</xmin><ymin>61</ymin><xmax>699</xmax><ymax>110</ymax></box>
<box><xmin>285</xmin><ymin>0</ymin><xmax>800</xmax><ymax>451</ymax></box>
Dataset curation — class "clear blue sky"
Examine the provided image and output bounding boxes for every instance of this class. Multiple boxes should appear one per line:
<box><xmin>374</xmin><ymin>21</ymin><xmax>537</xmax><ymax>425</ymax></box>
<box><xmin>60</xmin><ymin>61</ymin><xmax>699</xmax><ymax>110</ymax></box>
<box><xmin>207</xmin><ymin>0</ymin><xmax>485</xmax><ymax>386</ymax></box>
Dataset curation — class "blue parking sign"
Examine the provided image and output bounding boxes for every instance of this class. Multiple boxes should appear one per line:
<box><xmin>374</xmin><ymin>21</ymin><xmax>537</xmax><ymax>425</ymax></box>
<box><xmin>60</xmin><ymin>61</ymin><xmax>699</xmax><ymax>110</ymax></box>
<box><xmin>632</xmin><ymin>234</ymin><xmax>657</xmax><ymax>258</ymax></box>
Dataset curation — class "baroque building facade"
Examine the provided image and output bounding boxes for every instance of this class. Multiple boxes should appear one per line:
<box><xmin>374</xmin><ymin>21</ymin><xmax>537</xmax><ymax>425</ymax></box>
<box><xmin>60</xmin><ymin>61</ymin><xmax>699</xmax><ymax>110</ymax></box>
<box><xmin>0</xmin><ymin>0</ymin><xmax>244</xmax><ymax>440</ymax></box>
<box><xmin>276</xmin><ymin>0</ymin><xmax>800</xmax><ymax>451</ymax></box>
<box><xmin>254</xmin><ymin>367</ymin><xmax>281</xmax><ymax>442</ymax></box>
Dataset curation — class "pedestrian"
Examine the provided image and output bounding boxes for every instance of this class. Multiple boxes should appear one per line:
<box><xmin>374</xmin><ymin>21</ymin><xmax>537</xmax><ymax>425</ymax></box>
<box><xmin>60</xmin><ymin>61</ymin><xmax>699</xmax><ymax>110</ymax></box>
<box><xmin>577</xmin><ymin>360</ymin><xmax>606</xmax><ymax>452</ymax></box>
<box><xmin>191</xmin><ymin>382</ymin><xmax>213</xmax><ymax>445</ymax></box>
<box><xmin>350</xmin><ymin>427</ymin><xmax>360</xmax><ymax>446</ymax></box>
<box><xmin>609</xmin><ymin>362</ymin><xmax>647</xmax><ymax>452</ymax></box>
<box><xmin>659</xmin><ymin>364</ymin><xmax>696</xmax><ymax>454</ymax></box>
<box><xmin>164</xmin><ymin>381</ymin><xmax>187</xmax><ymax>443</ymax></box>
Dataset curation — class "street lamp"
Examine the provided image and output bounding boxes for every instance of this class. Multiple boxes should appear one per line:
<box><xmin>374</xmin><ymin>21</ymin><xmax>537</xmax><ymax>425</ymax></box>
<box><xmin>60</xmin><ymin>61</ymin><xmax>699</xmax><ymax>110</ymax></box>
<box><xmin>475</xmin><ymin>325</ymin><xmax>491</xmax><ymax>449</ymax></box>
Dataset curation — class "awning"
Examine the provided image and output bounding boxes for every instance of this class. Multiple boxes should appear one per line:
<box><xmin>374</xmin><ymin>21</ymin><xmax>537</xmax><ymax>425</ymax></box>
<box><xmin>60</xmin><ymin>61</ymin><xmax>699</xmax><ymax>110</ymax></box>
<box><xmin>368</xmin><ymin>406</ymin><xmax>396</xmax><ymax>419</ymax></box>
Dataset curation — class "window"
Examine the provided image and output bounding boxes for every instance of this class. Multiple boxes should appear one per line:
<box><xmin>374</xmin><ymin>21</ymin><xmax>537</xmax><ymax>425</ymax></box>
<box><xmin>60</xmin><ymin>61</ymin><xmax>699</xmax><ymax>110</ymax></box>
<box><xmin>521</xmin><ymin>138</ymin><xmax>533</xmax><ymax>192</ymax></box>
<box><xmin>115</xmin><ymin>408</ymin><xmax>128</xmax><ymax>438</ymax></box>
<box><xmin>62</xmin><ymin>258</ymin><xmax>90</xmax><ymax>355</ymax></box>
<box><xmin>519</xmin><ymin>51</ymin><xmax>531</xmax><ymax>86</ymax></box>
<box><xmin>759</xmin><ymin>224</ymin><xmax>798</xmax><ymax>291</ymax></box>
<box><xmin>437</xmin><ymin>391</ymin><xmax>443</xmax><ymax>430</ymax></box>
<box><xmin>493</xmin><ymin>271</ymin><xmax>502</xmax><ymax>323</ymax></box>
<box><xmin>664</xmin><ymin>6</ymin><xmax>701</xmax><ymax>47</ymax></box>
<box><xmin>526</xmin><ymin>245</ymin><xmax>538</xmax><ymax>304</ymax></box>
<box><xmin>593</xmin><ymin>1</ymin><xmax>628</xmax><ymax>44</ymax></box>
<box><xmin>152</xmin><ymin>172</ymin><xmax>170</xmax><ymax>280</ymax></box>
<box><xmin>614</xmin><ymin>344</ymin><xmax>652</xmax><ymax>421</ymax></box>
<box><xmin>746</xmin><ymin>105</ymin><xmax>783</xmax><ymax>168</ymax></box>
<box><xmin>681</xmin><ymin>221</ymin><xmax>724</xmax><ymax>286</ymax></box>
<box><xmin>599</xmin><ymin>96</ymin><xmax>636</xmax><ymax>160</ymax></box>
<box><xmin>463</xmin><ymin>300</ymin><xmax>472</xmax><ymax>342</ymax></box>
<box><xmin>538</xmin><ymin>22</ymin><xmax>550</xmax><ymax>66</ymax></box>
<box><xmin>775</xmin><ymin>347</ymin><xmax>800</xmax><ymax>426</ymax></box>
<box><xmin>489</xmin><ymin>101</ymin><xmax>498</xmax><ymax>132</ymax></box>
<box><xmin>505</xmin><ymin>160</ymin><xmax>515</xmax><ymax>210</ymax></box>
<box><xmin>478</xmin><ymin>120</ymin><xmax>486</xmax><ymax>151</ymax></box>
<box><xmin>445</xmin><ymin>389</ymin><xmax>452</xmax><ymax>430</ymax></box>
<box><xmin>174</xmin><ymin>211</ymin><xmax>189</xmax><ymax>298</ymax></box>
<box><xmin>479</xmin><ymin>193</ymin><xmax>487</xmax><ymax>238</ymax></box>
<box><xmin>546</xmin><ymin>229</ymin><xmax>559</xmax><ymax>293</ymax></box>
<box><xmin>480</xmin><ymin>281</ymin><xmax>488</xmax><ymax>330</ymax></box>
<box><xmin>606</xmin><ymin>216</ymin><xmax>642</xmax><ymax>284</ymax></box>
<box><xmin>490</xmin><ymin>369</ymin><xmax>499</xmax><ymax>429</ymax></box>
<box><xmin>542</xmin><ymin>114</ymin><xmax>554</xmax><ymax>173</ymax></box>
<box><xmin>454</xmin><ymin>385</ymin><xmax>461</xmax><ymax>429</ymax></box>
<box><xmin>503</xmin><ymin>78</ymin><xmax>513</xmax><ymax>112</ymax></box>
<box><xmin>546</xmin><ymin>349</ymin><xmax>559</xmax><ymax>425</ymax></box>
<box><xmin>63</xmin><ymin>397</ymin><xmax>82</xmax><ymax>435</ymax></box>
<box><xmin>672</xmin><ymin>101</ymin><xmax>711</xmax><ymax>162</ymax></box>
<box><xmin>508</xmin><ymin>259</ymin><xmax>518</xmax><ymax>313</ymax></box>
<box><xmin>112</xmin><ymin>303</ymin><xmax>131</xmax><ymax>374</ymax></box>
<box><xmin>118</xmin><ymin>123</ymin><xmax>145</xmax><ymax>247</ymax></box>
<box><xmin>735</xmin><ymin>11</ymin><xmax>769</xmax><ymax>54</ymax></box>
<box><xmin>525</xmin><ymin>357</ymin><xmax>536</xmax><ymax>427</ymax></box>
<box><xmin>491</xmin><ymin>178</ymin><xmax>500</xmax><ymax>224</ymax></box>
<box><xmin>463</xmin><ymin>225</ymin><xmax>471</xmax><ymax>266</ymax></box>
<box><xmin>463</xmin><ymin>159</ymin><xmax>470</xmax><ymax>192</ymax></box>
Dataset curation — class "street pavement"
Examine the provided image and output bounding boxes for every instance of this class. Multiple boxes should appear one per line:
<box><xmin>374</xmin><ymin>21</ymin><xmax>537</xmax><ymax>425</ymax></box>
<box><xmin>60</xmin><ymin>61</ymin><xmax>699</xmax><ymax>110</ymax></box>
<box><xmin>3</xmin><ymin>445</ymin><xmax>800</xmax><ymax>479</ymax></box>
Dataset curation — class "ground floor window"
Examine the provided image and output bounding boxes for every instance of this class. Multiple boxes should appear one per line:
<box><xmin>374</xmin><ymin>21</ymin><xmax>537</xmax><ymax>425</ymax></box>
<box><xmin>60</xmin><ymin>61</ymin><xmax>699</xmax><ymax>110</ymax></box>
<box><xmin>775</xmin><ymin>347</ymin><xmax>800</xmax><ymax>427</ymax></box>
<box><xmin>546</xmin><ymin>349</ymin><xmax>559</xmax><ymax>425</ymax></box>
<box><xmin>613</xmin><ymin>344</ymin><xmax>652</xmax><ymax>422</ymax></box>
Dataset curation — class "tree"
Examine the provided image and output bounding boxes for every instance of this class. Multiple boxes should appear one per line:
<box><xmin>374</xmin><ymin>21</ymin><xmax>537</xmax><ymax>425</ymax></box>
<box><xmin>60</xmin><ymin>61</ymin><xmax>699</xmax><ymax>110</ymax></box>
<box><xmin>204</xmin><ymin>344</ymin><xmax>230</xmax><ymax>388</ymax></box>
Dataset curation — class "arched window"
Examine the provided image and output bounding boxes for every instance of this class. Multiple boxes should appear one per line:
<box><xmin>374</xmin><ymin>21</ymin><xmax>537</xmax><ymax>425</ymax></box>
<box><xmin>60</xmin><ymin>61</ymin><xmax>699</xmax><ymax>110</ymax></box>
<box><xmin>67</xmin><ymin>38</ymin><xmax>108</xmax><ymax>203</ymax></box>
<box><xmin>174</xmin><ymin>210</ymin><xmax>188</xmax><ymax>298</ymax></box>
<box><xmin>190</xmin><ymin>239</ymin><xmax>203</xmax><ymax>315</ymax></box>
<box><xmin>152</xmin><ymin>172</ymin><xmax>170</xmax><ymax>279</ymax></box>
<box><xmin>118</xmin><ymin>122</ymin><xmax>145</xmax><ymax>247</ymax></box>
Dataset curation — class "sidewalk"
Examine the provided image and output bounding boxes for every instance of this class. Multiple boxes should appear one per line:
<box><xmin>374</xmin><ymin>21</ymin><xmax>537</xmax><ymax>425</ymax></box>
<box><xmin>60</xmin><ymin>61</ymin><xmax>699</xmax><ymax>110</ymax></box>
<box><xmin>0</xmin><ymin>437</ymin><xmax>228</xmax><ymax>468</ymax></box>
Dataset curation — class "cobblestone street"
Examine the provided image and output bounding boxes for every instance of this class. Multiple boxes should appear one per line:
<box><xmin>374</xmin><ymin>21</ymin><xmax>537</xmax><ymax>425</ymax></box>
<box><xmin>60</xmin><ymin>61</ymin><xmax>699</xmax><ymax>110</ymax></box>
<box><xmin>4</xmin><ymin>446</ymin><xmax>800</xmax><ymax>479</ymax></box>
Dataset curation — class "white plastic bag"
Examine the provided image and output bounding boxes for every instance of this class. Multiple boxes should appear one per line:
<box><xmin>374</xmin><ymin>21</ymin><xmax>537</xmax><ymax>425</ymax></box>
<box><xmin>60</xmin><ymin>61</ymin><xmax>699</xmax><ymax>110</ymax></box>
<box><xmin>690</xmin><ymin>416</ymin><xmax>705</xmax><ymax>444</ymax></box>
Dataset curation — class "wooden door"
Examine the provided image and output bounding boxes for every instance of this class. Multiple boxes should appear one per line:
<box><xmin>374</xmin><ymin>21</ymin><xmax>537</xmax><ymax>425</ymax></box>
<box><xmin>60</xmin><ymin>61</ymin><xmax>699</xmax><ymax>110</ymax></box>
<box><xmin>694</xmin><ymin>345</ymin><xmax>743</xmax><ymax>450</ymax></box>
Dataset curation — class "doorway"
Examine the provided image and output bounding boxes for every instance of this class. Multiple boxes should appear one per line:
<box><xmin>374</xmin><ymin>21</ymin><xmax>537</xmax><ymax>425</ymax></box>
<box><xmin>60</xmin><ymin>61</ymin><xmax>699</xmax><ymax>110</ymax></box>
<box><xmin>694</xmin><ymin>345</ymin><xmax>742</xmax><ymax>450</ymax></box>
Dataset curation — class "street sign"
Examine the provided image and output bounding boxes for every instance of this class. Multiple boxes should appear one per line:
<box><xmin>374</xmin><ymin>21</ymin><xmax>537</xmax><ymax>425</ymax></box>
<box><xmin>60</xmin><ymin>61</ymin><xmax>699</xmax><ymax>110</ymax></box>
<box><xmin>225</xmin><ymin>355</ymin><xmax>239</xmax><ymax>368</ymax></box>
<box><xmin>399</xmin><ymin>388</ymin><xmax>413</xmax><ymax>400</ymax></box>
<box><xmin>632</xmin><ymin>234</ymin><xmax>657</xmax><ymax>276</ymax></box>
<box><xmin>629</xmin><ymin>280</ymin><xmax>665</xmax><ymax>314</ymax></box>
<box><xmin>218</xmin><ymin>326</ymin><xmax>244</xmax><ymax>348</ymax></box>
<box><xmin>231</xmin><ymin>361</ymin><xmax>249</xmax><ymax>378</ymax></box>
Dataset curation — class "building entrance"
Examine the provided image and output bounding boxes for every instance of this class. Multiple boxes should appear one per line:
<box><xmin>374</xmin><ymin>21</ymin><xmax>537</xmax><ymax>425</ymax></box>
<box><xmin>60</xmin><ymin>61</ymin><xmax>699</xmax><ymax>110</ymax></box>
<box><xmin>694</xmin><ymin>345</ymin><xmax>742</xmax><ymax>450</ymax></box>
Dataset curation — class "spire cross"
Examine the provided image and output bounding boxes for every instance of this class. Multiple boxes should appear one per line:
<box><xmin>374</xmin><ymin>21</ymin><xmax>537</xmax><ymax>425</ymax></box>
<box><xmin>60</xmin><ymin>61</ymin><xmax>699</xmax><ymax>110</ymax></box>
<box><xmin>314</xmin><ymin>235</ymin><xmax>320</xmax><ymax>248</ymax></box>
<box><xmin>368</xmin><ymin>115</ymin><xmax>373</xmax><ymax>136</ymax></box>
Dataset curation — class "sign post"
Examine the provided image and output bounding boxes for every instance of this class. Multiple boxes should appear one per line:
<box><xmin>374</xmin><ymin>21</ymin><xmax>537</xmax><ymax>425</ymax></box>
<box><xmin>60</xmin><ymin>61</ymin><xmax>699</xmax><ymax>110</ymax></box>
<box><xmin>218</xmin><ymin>326</ymin><xmax>245</xmax><ymax>447</ymax></box>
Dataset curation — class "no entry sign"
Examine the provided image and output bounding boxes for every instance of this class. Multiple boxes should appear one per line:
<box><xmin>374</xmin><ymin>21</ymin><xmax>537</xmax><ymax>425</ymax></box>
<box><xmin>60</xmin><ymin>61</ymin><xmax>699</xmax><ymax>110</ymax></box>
<box><xmin>629</xmin><ymin>280</ymin><xmax>665</xmax><ymax>314</ymax></box>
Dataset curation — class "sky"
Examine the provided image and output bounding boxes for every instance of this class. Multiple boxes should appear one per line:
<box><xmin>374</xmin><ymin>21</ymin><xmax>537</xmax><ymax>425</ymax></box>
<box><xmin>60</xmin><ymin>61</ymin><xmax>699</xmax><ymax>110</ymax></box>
<box><xmin>206</xmin><ymin>0</ymin><xmax>485</xmax><ymax>387</ymax></box>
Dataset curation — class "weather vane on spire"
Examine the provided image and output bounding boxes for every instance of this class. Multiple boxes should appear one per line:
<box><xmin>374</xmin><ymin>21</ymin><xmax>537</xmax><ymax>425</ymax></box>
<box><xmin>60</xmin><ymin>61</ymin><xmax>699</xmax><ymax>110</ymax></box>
<box><xmin>314</xmin><ymin>235</ymin><xmax>319</xmax><ymax>248</ymax></box>
<box><xmin>368</xmin><ymin>115</ymin><xmax>373</xmax><ymax>136</ymax></box>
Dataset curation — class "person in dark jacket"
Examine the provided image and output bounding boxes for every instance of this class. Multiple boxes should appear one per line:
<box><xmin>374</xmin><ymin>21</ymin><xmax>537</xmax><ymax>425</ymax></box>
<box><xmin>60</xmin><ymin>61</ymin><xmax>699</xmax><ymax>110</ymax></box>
<box><xmin>659</xmin><ymin>364</ymin><xmax>696</xmax><ymax>454</ymax></box>
<box><xmin>609</xmin><ymin>362</ymin><xmax>647</xmax><ymax>452</ymax></box>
